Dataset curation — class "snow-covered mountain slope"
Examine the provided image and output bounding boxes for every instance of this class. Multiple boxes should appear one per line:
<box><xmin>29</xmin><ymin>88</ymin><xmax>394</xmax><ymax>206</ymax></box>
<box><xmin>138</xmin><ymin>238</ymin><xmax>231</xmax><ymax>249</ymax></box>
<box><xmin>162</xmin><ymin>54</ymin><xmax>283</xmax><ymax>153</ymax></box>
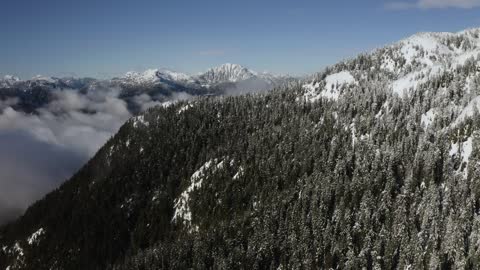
<box><xmin>304</xmin><ymin>28</ymin><xmax>480</xmax><ymax>100</ymax></box>
<box><xmin>385</xmin><ymin>29</ymin><xmax>480</xmax><ymax>95</ymax></box>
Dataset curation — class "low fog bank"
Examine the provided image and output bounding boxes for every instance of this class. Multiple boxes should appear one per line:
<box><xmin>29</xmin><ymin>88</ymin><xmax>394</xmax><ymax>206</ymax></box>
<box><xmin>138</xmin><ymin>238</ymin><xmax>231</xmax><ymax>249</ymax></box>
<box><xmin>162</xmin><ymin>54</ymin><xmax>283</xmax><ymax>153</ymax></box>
<box><xmin>0</xmin><ymin>87</ymin><xmax>195</xmax><ymax>225</ymax></box>
<box><xmin>0</xmin><ymin>131</ymin><xmax>86</xmax><ymax>224</ymax></box>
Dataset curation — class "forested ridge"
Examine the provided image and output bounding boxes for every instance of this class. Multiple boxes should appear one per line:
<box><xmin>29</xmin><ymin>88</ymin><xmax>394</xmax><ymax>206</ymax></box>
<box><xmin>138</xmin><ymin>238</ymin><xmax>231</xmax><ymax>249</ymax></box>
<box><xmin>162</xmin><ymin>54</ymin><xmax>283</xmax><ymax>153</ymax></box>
<box><xmin>2</xmin><ymin>29</ymin><xmax>480</xmax><ymax>269</ymax></box>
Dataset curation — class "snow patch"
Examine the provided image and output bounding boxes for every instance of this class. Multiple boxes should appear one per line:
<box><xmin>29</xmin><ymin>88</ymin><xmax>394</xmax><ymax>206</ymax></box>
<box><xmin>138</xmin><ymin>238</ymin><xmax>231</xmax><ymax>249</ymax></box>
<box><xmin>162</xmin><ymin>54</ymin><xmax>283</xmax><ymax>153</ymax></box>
<box><xmin>449</xmin><ymin>137</ymin><xmax>473</xmax><ymax>179</ymax></box>
<box><xmin>178</xmin><ymin>104</ymin><xmax>193</xmax><ymax>114</ymax></box>
<box><xmin>360</xmin><ymin>134</ymin><xmax>370</xmax><ymax>141</ymax></box>
<box><xmin>13</xmin><ymin>243</ymin><xmax>23</xmax><ymax>257</ymax></box>
<box><xmin>172</xmin><ymin>159</ymin><xmax>225</xmax><ymax>231</ymax></box>
<box><xmin>421</xmin><ymin>109</ymin><xmax>436</xmax><ymax>128</ymax></box>
<box><xmin>420</xmin><ymin>181</ymin><xmax>426</xmax><ymax>189</ymax></box>
<box><xmin>108</xmin><ymin>145</ymin><xmax>115</xmax><ymax>157</ymax></box>
<box><xmin>381</xmin><ymin>56</ymin><xmax>396</xmax><ymax>72</ymax></box>
<box><xmin>398</xmin><ymin>33</ymin><xmax>451</xmax><ymax>67</ymax></box>
<box><xmin>392</xmin><ymin>72</ymin><xmax>420</xmax><ymax>96</ymax></box>
<box><xmin>27</xmin><ymin>228</ymin><xmax>45</xmax><ymax>245</ymax></box>
<box><xmin>303</xmin><ymin>71</ymin><xmax>357</xmax><ymax>101</ymax></box>
<box><xmin>132</xmin><ymin>115</ymin><xmax>149</xmax><ymax>128</ymax></box>
<box><xmin>350</xmin><ymin>123</ymin><xmax>357</xmax><ymax>148</ymax></box>
<box><xmin>323</xmin><ymin>71</ymin><xmax>356</xmax><ymax>100</ymax></box>
<box><xmin>162</xmin><ymin>101</ymin><xmax>174</xmax><ymax>108</ymax></box>
<box><xmin>233</xmin><ymin>166</ymin><xmax>244</xmax><ymax>180</ymax></box>
<box><xmin>302</xmin><ymin>82</ymin><xmax>322</xmax><ymax>102</ymax></box>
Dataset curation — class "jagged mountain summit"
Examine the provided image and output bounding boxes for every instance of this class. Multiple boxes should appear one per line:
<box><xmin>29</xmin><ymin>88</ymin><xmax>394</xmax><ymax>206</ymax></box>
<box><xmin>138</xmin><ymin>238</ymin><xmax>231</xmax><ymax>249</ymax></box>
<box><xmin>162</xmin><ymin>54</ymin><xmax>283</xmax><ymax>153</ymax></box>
<box><xmin>196</xmin><ymin>63</ymin><xmax>257</xmax><ymax>85</ymax></box>
<box><xmin>4</xmin><ymin>28</ymin><xmax>480</xmax><ymax>270</ymax></box>
<box><xmin>196</xmin><ymin>63</ymin><xmax>293</xmax><ymax>87</ymax></box>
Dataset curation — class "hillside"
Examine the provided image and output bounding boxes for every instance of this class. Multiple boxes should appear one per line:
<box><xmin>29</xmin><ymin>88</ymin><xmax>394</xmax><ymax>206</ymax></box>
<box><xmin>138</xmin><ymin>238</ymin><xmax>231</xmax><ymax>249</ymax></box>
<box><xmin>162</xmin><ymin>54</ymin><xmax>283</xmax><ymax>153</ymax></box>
<box><xmin>2</xmin><ymin>28</ymin><xmax>480</xmax><ymax>269</ymax></box>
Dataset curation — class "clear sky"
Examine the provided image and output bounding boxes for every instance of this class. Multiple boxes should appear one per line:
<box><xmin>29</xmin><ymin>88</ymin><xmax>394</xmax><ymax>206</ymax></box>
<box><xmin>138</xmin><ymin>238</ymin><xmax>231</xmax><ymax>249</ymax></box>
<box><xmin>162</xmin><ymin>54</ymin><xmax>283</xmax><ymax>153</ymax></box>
<box><xmin>1</xmin><ymin>0</ymin><xmax>480</xmax><ymax>79</ymax></box>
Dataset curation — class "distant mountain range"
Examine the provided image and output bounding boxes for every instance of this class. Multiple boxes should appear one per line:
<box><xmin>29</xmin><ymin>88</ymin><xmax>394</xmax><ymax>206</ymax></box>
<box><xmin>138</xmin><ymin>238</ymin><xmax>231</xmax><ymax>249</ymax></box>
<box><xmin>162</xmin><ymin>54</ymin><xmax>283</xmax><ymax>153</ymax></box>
<box><xmin>116</xmin><ymin>63</ymin><xmax>281</xmax><ymax>87</ymax></box>
<box><xmin>0</xmin><ymin>64</ymin><xmax>296</xmax><ymax>114</ymax></box>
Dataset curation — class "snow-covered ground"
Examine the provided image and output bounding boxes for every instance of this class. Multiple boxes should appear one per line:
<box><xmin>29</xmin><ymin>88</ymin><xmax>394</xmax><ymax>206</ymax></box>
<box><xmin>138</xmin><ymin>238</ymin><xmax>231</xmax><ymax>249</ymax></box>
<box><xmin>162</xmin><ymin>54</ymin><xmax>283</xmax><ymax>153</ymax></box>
<box><xmin>303</xmin><ymin>71</ymin><xmax>357</xmax><ymax>101</ymax></box>
<box><xmin>421</xmin><ymin>109</ymin><xmax>436</xmax><ymax>128</ymax></box>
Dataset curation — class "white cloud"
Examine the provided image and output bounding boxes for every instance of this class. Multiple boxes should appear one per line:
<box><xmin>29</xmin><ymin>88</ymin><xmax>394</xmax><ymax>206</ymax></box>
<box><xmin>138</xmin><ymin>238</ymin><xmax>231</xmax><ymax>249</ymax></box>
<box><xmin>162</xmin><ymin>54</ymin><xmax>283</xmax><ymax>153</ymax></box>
<box><xmin>386</xmin><ymin>0</ymin><xmax>480</xmax><ymax>9</ymax></box>
<box><xmin>0</xmin><ymin>86</ymin><xmax>197</xmax><ymax>223</ymax></box>
<box><xmin>0</xmin><ymin>88</ymin><xmax>135</xmax><ymax>223</ymax></box>
<box><xmin>0</xmin><ymin>88</ymin><xmax>131</xmax><ymax>157</ymax></box>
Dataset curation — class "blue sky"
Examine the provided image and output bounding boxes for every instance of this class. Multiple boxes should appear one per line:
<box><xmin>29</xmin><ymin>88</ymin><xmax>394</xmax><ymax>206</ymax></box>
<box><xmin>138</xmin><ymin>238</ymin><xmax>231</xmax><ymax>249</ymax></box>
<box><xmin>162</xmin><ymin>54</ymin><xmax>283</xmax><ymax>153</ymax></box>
<box><xmin>1</xmin><ymin>0</ymin><xmax>480</xmax><ymax>78</ymax></box>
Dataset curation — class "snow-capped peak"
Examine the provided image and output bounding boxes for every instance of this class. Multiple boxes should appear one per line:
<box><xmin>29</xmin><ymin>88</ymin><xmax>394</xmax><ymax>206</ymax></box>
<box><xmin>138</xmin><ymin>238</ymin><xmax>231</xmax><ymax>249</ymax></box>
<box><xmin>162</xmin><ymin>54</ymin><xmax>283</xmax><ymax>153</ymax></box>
<box><xmin>197</xmin><ymin>63</ymin><xmax>257</xmax><ymax>84</ymax></box>
<box><xmin>122</xmin><ymin>69</ymin><xmax>192</xmax><ymax>85</ymax></box>
<box><xmin>3</xmin><ymin>75</ymin><xmax>20</xmax><ymax>82</ymax></box>
<box><xmin>1</xmin><ymin>75</ymin><xmax>21</xmax><ymax>88</ymax></box>
<box><xmin>124</xmin><ymin>69</ymin><xmax>160</xmax><ymax>84</ymax></box>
